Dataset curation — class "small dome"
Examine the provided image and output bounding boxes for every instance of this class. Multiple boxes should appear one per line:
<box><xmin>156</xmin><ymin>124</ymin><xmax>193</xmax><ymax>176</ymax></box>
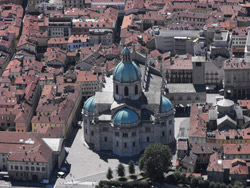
<box><xmin>217</xmin><ymin>99</ymin><xmax>234</xmax><ymax>107</ymax></box>
<box><xmin>113</xmin><ymin>47</ymin><xmax>140</xmax><ymax>83</ymax></box>
<box><xmin>84</xmin><ymin>96</ymin><xmax>95</xmax><ymax>112</ymax></box>
<box><xmin>160</xmin><ymin>95</ymin><xmax>173</xmax><ymax>113</ymax></box>
<box><xmin>112</xmin><ymin>108</ymin><xmax>139</xmax><ymax>124</ymax></box>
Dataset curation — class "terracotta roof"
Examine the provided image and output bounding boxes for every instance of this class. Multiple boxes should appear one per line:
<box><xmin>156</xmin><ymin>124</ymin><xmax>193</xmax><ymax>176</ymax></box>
<box><xmin>207</xmin><ymin>152</ymin><xmax>224</xmax><ymax>172</ymax></box>
<box><xmin>189</xmin><ymin>104</ymin><xmax>206</xmax><ymax>138</ymax></box>
<box><xmin>223</xmin><ymin>144</ymin><xmax>250</xmax><ymax>155</ymax></box>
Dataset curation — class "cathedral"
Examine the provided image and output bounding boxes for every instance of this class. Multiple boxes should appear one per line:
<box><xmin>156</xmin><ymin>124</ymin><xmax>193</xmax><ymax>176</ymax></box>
<box><xmin>83</xmin><ymin>47</ymin><xmax>175</xmax><ymax>156</ymax></box>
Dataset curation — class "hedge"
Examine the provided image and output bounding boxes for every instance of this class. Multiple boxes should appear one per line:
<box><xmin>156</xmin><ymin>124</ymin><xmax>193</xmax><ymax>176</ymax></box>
<box><xmin>99</xmin><ymin>180</ymin><xmax>151</xmax><ymax>188</ymax></box>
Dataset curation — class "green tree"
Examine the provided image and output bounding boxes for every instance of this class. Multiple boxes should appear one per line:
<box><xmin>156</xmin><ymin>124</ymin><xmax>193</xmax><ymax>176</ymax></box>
<box><xmin>180</xmin><ymin>173</ymin><xmax>186</xmax><ymax>184</ymax></box>
<box><xmin>128</xmin><ymin>160</ymin><xmax>135</xmax><ymax>175</ymax></box>
<box><xmin>139</xmin><ymin>143</ymin><xmax>172</xmax><ymax>181</ymax></box>
<box><xmin>215</xmin><ymin>182</ymin><xmax>221</xmax><ymax>188</ymax></box>
<box><xmin>234</xmin><ymin>181</ymin><xmax>244</xmax><ymax>188</ymax></box>
<box><xmin>187</xmin><ymin>174</ymin><xmax>194</xmax><ymax>184</ymax></box>
<box><xmin>190</xmin><ymin>176</ymin><xmax>199</xmax><ymax>188</ymax></box>
<box><xmin>117</xmin><ymin>163</ymin><xmax>125</xmax><ymax>178</ymax></box>
<box><xmin>198</xmin><ymin>180</ymin><xmax>205</xmax><ymax>188</ymax></box>
<box><xmin>203</xmin><ymin>180</ymin><xmax>210</xmax><ymax>188</ymax></box>
<box><xmin>106</xmin><ymin>167</ymin><xmax>113</xmax><ymax>180</ymax></box>
<box><xmin>209</xmin><ymin>182</ymin><xmax>216</xmax><ymax>188</ymax></box>
<box><xmin>173</xmin><ymin>171</ymin><xmax>181</xmax><ymax>183</ymax></box>
<box><xmin>139</xmin><ymin>158</ymin><xmax>144</xmax><ymax>171</ymax></box>
<box><xmin>220</xmin><ymin>183</ymin><xmax>227</xmax><ymax>188</ymax></box>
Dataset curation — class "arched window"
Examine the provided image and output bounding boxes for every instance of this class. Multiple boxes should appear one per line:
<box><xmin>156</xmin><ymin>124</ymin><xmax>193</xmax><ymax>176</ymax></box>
<box><xmin>124</xmin><ymin>87</ymin><xmax>129</xmax><ymax>96</ymax></box>
<box><xmin>116</xmin><ymin>85</ymin><xmax>119</xmax><ymax>95</ymax></box>
<box><xmin>135</xmin><ymin>85</ymin><xmax>138</xmax><ymax>95</ymax></box>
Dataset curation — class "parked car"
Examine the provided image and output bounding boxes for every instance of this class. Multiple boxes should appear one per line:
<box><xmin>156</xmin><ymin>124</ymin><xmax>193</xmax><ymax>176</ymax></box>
<box><xmin>60</xmin><ymin>167</ymin><xmax>67</xmax><ymax>172</ymax></box>
<box><xmin>40</xmin><ymin>179</ymin><xmax>49</xmax><ymax>184</ymax></box>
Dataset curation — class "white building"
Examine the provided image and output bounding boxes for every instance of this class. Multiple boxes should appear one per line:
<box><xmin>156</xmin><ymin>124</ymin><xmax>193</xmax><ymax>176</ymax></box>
<box><xmin>152</xmin><ymin>27</ymin><xmax>200</xmax><ymax>55</ymax></box>
<box><xmin>244</xmin><ymin>31</ymin><xmax>250</xmax><ymax>62</ymax></box>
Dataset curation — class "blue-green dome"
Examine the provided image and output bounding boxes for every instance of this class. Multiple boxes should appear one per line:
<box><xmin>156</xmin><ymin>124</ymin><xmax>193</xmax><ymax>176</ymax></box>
<box><xmin>160</xmin><ymin>95</ymin><xmax>173</xmax><ymax>113</ymax></box>
<box><xmin>112</xmin><ymin>108</ymin><xmax>139</xmax><ymax>124</ymax></box>
<box><xmin>113</xmin><ymin>47</ymin><xmax>140</xmax><ymax>82</ymax></box>
<box><xmin>84</xmin><ymin>96</ymin><xmax>95</xmax><ymax>112</ymax></box>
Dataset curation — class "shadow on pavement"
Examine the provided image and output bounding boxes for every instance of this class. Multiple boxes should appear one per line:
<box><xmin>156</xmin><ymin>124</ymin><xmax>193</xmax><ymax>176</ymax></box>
<box><xmin>95</xmin><ymin>151</ymin><xmax>141</xmax><ymax>165</ymax></box>
<box><xmin>11</xmin><ymin>180</ymin><xmax>45</xmax><ymax>187</ymax></box>
<box><xmin>65</xmin><ymin>127</ymin><xmax>79</xmax><ymax>147</ymax></box>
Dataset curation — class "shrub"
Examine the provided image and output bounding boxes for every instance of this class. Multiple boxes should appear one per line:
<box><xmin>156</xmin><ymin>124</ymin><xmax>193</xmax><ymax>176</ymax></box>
<box><xmin>190</xmin><ymin>176</ymin><xmax>199</xmax><ymax>188</ymax></box>
<box><xmin>209</xmin><ymin>182</ymin><xmax>216</xmax><ymax>188</ymax></box>
<box><xmin>99</xmin><ymin>180</ymin><xmax>150</xmax><ymax>188</ymax></box>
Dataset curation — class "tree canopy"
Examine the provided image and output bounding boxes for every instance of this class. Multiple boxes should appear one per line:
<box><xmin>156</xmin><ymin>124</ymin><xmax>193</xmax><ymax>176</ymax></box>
<box><xmin>139</xmin><ymin>143</ymin><xmax>172</xmax><ymax>181</ymax></box>
<box><xmin>106</xmin><ymin>167</ymin><xmax>113</xmax><ymax>180</ymax></box>
<box><xmin>128</xmin><ymin>160</ymin><xmax>135</xmax><ymax>175</ymax></box>
<box><xmin>117</xmin><ymin>163</ymin><xmax>125</xmax><ymax>178</ymax></box>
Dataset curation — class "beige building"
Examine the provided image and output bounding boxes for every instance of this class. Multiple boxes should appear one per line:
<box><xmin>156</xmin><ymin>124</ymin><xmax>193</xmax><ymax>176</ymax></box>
<box><xmin>32</xmin><ymin>85</ymin><xmax>82</xmax><ymax>137</ymax></box>
<box><xmin>89</xmin><ymin>29</ymin><xmax>113</xmax><ymax>46</ymax></box>
<box><xmin>223</xmin><ymin>58</ymin><xmax>250</xmax><ymax>98</ymax></box>
<box><xmin>0</xmin><ymin>131</ymin><xmax>65</xmax><ymax>182</ymax></box>
<box><xmin>76</xmin><ymin>70</ymin><xmax>102</xmax><ymax>98</ymax></box>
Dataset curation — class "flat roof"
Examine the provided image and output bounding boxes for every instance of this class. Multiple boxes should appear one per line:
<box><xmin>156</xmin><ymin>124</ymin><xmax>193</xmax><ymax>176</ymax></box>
<box><xmin>156</xmin><ymin>30</ymin><xmax>200</xmax><ymax>38</ymax></box>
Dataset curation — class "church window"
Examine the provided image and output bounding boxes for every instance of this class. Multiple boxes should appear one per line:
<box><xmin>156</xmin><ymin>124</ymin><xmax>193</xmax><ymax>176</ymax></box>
<box><xmin>116</xmin><ymin>141</ymin><xmax>119</xmax><ymax>147</ymax></box>
<box><xmin>124</xmin><ymin>143</ymin><xmax>127</xmax><ymax>148</ymax></box>
<box><xmin>145</xmin><ymin>127</ymin><xmax>150</xmax><ymax>132</ymax></box>
<box><xmin>116</xmin><ymin>85</ymin><xmax>119</xmax><ymax>95</ymax></box>
<box><xmin>170</xmin><ymin>129</ymin><xmax>172</xmax><ymax>136</ymax></box>
<box><xmin>162</xmin><ymin>131</ymin><xmax>165</xmax><ymax>137</ymax></box>
<box><xmin>104</xmin><ymin>137</ymin><xmax>107</xmax><ymax>142</ymax></box>
<box><xmin>124</xmin><ymin>87</ymin><xmax>129</xmax><ymax>96</ymax></box>
<box><xmin>85</xmin><ymin>129</ymin><xmax>87</xmax><ymax>134</ymax></box>
<box><xmin>123</xmin><ymin>133</ymin><xmax>128</xmax><ymax>137</ymax></box>
<box><xmin>91</xmin><ymin>131</ymin><xmax>94</xmax><ymax>136</ymax></box>
<box><xmin>147</xmin><ymin>137</ymin><xmax>150</xmax><ymax>142</ymax></box>
<box><xmin>133</xmin><ymin>142</ymin><xmax>136</xmax><ymax>147</ymax></box>
<box><xmin>132</xmin><ymin>132</ymin><xmax>136</xmax><ymax>136</ymax></box>
<box><xmin>103</xmin><ymin>127</ymin><xmax>109</xmax><ymax>132</ymax></box>
<box><xmin>115</xmin><ymin>132</ymin><xmax>119</xmax><ymax>137</ymax></box>
<box><xmin>135</xmin><ymin>85</ymin><xmax>138</xmax><ymax>95</ymax></box>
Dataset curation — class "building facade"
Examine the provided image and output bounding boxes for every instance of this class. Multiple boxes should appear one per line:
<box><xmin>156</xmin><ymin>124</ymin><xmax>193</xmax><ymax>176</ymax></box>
<box><xmin>83</xmin><ymin>47</ymin><xmax>175</xmax><ymax>156</ymax></box>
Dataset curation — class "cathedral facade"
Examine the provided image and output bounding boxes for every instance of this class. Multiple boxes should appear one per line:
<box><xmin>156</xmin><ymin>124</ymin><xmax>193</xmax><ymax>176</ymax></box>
<box><xmin>83</xmin><ymin>47</ymin><xmax>175</xmax><ymax>156</ymax></box>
